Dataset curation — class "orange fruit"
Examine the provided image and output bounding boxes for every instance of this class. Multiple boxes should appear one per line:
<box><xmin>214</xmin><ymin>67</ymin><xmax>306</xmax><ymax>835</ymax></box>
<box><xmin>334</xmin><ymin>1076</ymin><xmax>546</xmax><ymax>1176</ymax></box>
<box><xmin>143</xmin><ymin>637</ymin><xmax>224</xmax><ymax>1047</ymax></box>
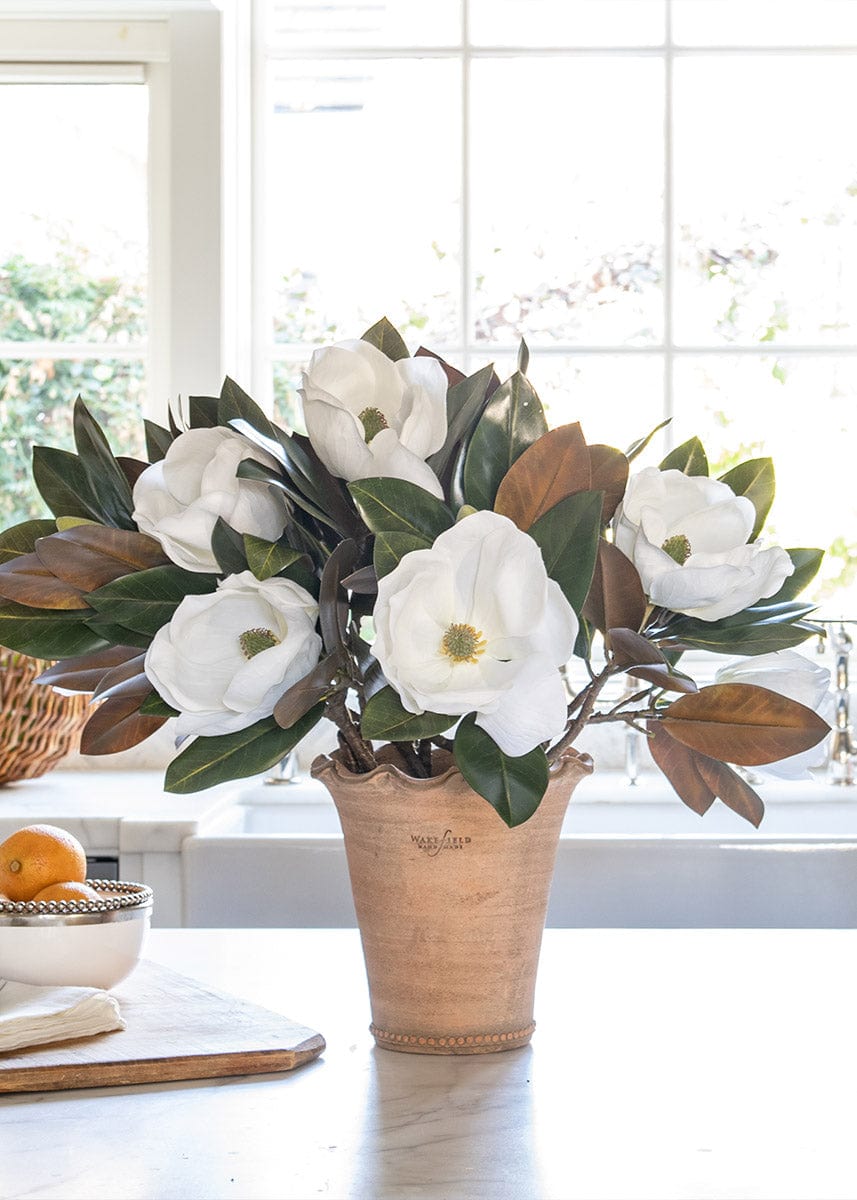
<box><xmin>33</xmin><ymin>881</ymin><xmax>100</xmax><ymax>905</ymax></box>
<box><xmin>0</xmin><ymin>824</ymin><xmax>87</xmax><ymax>902</ymax></box>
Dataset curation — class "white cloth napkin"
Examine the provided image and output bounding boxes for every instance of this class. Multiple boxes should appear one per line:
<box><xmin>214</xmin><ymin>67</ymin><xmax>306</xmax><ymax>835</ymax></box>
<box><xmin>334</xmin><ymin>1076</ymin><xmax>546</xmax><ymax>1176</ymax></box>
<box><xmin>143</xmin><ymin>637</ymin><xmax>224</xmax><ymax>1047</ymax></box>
<box><xmin>0</xmin><ymin>978</ymin><xmax>125</xmax><ymax>1053</ymax></box>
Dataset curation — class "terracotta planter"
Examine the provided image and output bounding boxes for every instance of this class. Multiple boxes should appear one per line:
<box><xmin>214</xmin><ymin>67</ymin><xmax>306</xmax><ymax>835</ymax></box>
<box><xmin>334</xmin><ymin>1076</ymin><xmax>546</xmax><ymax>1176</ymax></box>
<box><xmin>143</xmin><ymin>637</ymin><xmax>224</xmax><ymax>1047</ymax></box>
<box><xmin>312</xmin><ymin>748</ymin><xmax>593</xmax><ymax>1055</ymax></box>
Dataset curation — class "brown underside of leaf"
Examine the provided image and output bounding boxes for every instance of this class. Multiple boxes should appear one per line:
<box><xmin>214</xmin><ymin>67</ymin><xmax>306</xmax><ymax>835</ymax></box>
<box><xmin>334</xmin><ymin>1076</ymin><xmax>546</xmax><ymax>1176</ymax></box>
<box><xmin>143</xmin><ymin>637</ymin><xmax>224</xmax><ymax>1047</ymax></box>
<box><xmin>646</xmin><ymin>721</ymin><xmax>716</xmax><ymax>816</ymax></box>
<box><xmin>274</xmin><ymin>651</ymin><xmax>344</xmax><ymax>729</ymax></box>
<box><xmin>35</xmin><ymin>645</ymin><xmax>144</xmax><ymax>693</ymax></box>
<box><xmin>34</xmin><ymin>526</ymin><xmax>169</xmax><ymax>591</ymax></box>
<box><xmin>93</xmin><ymin>656</ymin><xmax>149</xmax><ymax>700</ymax></box>
<box><xmin>582</xmin><ymin>541</ymin><xmax>647</xmax><ymax>639</ymax></box>
<box><xmin>0</xmin><ymin>552</ymin><xmax>90</xmax><ymax>610</ymax></box>
<box><xmin>493</xmin><ymin>423</ymin><xmax>591</xmax><ymax>530</ymax></box>
<box><xmin>693</xmin><ymin>754</ymin><xmax>765</xmax><ymax>828</ymax></box>
<box><xmin>79</xmin><ymin>683</ymin><xmax>166</xmax><ymax>755</ymax></box>
<box><xmin>661</xmin><ymin>683</ymin><xmax>830</xmax><ymax>766</ymax></box>
<box><xmin>589</xmin><ymin>444</ymin><xmax>629</xmax><ymax>523</ymax></box>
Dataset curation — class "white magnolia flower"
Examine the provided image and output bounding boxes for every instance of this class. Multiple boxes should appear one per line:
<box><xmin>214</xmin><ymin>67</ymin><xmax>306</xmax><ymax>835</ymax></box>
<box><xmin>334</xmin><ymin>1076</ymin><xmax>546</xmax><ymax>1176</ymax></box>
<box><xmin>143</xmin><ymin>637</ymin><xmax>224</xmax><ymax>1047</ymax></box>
<box><xmin>145</xmin><ymin>571</ymin><xmax>321</xmax><ymax>738</ymax></box>
<box><xmin>614</xmin><ymin>467</ymin><xmax>793</xmax><ymax>621</ymax></box>
<box><xmin>715</xmin><ymin>650</ymin><xmax>833</xmax><ymax>779</ymax></box>
<box><xmin>372</xmin><ymin>511</ymin><xmax>578</xmax><ymax>757</ymax></box>
<box><xmin>133</xmin><ymin>426</ymin><xmax>289</xmax><ymax>573</ymax></box>
<box><xmin>300</xmin><ymin>339</ymin><xmax>447</xmax><ymax>498</ymax></box>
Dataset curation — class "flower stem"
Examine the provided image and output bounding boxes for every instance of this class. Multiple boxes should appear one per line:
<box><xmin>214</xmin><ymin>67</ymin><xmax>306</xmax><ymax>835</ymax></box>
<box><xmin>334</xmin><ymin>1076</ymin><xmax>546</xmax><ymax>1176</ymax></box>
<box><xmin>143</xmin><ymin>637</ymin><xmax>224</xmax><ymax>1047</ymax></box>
<box><xmin>326</xmin><ymin>692</ymin><xmax>377</xmax><ymax>773</ymax></box>
<box><xmin>548</xmin><ymin>663</ymin><xmax>614</xmax><ymax>763</ymax></box>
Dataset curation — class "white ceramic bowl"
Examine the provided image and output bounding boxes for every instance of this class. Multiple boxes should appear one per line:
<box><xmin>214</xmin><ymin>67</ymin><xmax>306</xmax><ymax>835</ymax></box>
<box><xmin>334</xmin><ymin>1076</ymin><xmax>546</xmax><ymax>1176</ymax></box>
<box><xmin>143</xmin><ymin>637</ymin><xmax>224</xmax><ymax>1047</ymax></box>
<box><xmin>0</xmin><ymin>880</ymin><xmax>152</xmax><ymax>989</ymax></box>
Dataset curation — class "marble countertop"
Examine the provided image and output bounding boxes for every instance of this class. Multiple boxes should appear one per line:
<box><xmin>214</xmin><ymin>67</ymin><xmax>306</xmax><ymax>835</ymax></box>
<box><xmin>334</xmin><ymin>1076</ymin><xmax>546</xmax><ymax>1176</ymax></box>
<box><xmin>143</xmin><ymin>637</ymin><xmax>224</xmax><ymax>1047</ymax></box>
<box><xmin>0</xmin><ymin>771</ymin><xmax>237</xmax><ymax>854</ymax></box>
<box><xmin>2</xmin><ymin>927</ymin><xmax>856</xmax><ymax>1200</ymax></box>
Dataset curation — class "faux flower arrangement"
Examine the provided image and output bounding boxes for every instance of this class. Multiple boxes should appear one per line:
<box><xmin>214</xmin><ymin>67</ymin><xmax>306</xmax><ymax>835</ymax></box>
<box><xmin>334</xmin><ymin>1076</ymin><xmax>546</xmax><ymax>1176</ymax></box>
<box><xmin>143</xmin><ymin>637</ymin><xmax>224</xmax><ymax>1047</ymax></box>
<box><xmin>0</xmin><ymin>319</ymin><xmax>831</xmax><ymax>827</ymax></box>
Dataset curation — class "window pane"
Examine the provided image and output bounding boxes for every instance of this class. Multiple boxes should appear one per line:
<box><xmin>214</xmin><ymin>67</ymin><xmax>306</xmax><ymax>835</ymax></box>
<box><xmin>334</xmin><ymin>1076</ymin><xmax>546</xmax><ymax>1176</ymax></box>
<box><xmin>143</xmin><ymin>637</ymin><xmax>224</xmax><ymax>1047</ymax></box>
<box><xmin>268</xmin><ymin>60</ymin><xmax>461</xmax><ymax>348</ymax></box>
<box><xmin>671</xmin><ymin>355</ymin><xmax>856</xmax><ymax>609</ymax></box>
<box><xmin>0</xmin><ymin>83</ymin><xmax>148</xmax><ymax>343</ymax></box>
<box><xmin>673</xmin><ymin>1</ymin><xmax>857</xmax><ymax>46</ymax></box>
<box><xmin>0</xmin><ymin>358</ymin><xmax>145</xmax><ymax>528</ymax></box>
<box><xmin>673</xmin><ymin>58</ymin><xmax>857</xmax><ymax>346</ymax></box>
<box><xmin>273</xmin><ymin>359</ymin><xmax>307</xmax><ymax>434</ymax></box>
<box><xmin>470</xmin><ymin>0</ymin><xmax>665</xmax><ymax>47</ymax></box>
<box><xmin>470</xmin><ymin>59</ymin><xmax>663</xmax><ymax>347</ymax></box>
<box><xmin>488</xmin><ymin>352</ymin><xmax>665</xmax><ymax>449</ymax></box>
<box><xmin>265</xmin><ymin>0</ymin><xmax>461</xmax><ymax>49</ymax></box>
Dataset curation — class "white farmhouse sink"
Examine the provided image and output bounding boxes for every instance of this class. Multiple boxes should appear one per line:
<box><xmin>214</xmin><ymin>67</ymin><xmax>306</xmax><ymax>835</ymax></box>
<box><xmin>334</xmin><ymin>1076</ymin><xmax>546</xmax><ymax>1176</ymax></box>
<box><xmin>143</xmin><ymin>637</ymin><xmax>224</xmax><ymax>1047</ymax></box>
<box><xmin>182</xmin><ymin>774</ymin><xmax>857</xmax><ymax>929</ymax></box>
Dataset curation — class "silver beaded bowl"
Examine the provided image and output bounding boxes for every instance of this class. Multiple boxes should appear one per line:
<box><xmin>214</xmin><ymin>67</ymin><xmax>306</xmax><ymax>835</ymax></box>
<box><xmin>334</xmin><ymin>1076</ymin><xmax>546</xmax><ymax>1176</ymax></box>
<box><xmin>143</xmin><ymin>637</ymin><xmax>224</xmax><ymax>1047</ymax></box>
<box><xmin>0</xmin><ymin>880</ymin><xmax>152</xmax><ymax>989</ymax></box>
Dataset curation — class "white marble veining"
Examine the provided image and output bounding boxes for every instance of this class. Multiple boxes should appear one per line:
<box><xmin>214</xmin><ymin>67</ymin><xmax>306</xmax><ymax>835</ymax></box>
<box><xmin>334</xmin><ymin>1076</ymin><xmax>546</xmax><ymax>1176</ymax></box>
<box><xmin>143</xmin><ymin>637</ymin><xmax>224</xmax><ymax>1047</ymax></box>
<box><xmin>2</xmin><ymin>928</ymin><xmax>857</xmax><ymax>1200</ymax></box>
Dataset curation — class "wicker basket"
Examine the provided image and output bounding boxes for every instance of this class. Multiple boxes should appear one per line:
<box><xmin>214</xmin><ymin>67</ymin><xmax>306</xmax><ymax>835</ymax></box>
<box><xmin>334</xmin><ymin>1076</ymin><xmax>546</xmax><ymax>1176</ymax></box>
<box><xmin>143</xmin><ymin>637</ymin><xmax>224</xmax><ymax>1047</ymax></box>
<box><xmin>0</xmin><ymin>650</ymin><xmax>90</xmax><ymax>786</ymax></box>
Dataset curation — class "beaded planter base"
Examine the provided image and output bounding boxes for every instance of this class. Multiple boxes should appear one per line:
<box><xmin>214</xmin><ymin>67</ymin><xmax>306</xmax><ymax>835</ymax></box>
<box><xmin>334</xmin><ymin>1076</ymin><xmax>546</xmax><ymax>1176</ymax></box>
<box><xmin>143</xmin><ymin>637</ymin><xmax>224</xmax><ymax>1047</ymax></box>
<box><xmin>313</xmin><ymin>748</ymin><xmax>593</xmax><ymax>1056</ymax></box>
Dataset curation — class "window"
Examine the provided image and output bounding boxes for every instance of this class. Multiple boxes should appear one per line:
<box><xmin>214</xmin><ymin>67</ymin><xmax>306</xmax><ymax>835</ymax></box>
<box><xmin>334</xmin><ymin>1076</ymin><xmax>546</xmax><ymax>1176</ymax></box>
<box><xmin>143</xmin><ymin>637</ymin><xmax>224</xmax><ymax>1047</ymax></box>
<box><xmin>0</xmin><ymin>8</ymin><xmax>225</xmax><ymax>528</ymax></box>
<box><xmin>254</xmin><ymin>0</ymin><xmax>857</xmax><ymax>610</ymax></box>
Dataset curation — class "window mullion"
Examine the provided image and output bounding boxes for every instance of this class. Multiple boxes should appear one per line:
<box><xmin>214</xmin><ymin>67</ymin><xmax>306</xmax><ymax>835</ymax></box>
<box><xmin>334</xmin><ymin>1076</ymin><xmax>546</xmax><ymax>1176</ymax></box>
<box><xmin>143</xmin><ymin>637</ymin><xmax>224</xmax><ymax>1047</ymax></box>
<box><xmin>460</xmin><ymin>0</ymin><xmax>470</xmax><ymax>374</ymax></box>
<box><xmin>663</xmin><ymin>0</ymin><xmax>674</xmax><ymax>452</ymax></box>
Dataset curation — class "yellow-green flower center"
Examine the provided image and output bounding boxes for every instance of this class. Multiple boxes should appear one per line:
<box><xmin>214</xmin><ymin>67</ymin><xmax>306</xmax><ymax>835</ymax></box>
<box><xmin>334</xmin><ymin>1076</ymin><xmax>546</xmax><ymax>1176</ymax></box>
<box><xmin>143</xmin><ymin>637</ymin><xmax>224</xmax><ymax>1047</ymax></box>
<box><xmin>239</xmin><ymin>627</ymin><xmax>281</xmax><ymax>660</ymax></box>
<box><xmin>440</xmin><ymin>622</ymin><xmax>487</xmax><ymax>665</ymax></box>
<box><xmin>661</xmin><ymin>533</ymin><xmax>692</xmax><ymax>565</ymax></box>
<box><xmin>359</xmin><ymin>406</ymin><xmax>389</xmax><ymax>444</ymax></box>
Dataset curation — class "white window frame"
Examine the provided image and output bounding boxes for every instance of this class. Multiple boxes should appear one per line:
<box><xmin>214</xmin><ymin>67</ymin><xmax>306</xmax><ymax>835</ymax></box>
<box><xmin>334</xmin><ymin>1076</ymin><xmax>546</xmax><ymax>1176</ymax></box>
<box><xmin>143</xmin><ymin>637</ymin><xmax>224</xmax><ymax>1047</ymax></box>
<box><xmin>252</xmin><ymin>0</ymin><xmax>857</xmax><ymax>445</ymax></box>
<box><xmin>0</xmin><ymin>3</ymin><xmax>226</xmax><ymax>419</ymax></box>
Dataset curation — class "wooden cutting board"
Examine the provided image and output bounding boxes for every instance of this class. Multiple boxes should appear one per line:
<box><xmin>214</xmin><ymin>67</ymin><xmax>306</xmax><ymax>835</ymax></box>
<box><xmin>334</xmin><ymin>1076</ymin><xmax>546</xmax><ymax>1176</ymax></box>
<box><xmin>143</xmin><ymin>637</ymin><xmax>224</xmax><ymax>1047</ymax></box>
<box><xmin>0</xmin><ymin>959</ymin><xmax>325</xmax><ymax>1093</ymax></box>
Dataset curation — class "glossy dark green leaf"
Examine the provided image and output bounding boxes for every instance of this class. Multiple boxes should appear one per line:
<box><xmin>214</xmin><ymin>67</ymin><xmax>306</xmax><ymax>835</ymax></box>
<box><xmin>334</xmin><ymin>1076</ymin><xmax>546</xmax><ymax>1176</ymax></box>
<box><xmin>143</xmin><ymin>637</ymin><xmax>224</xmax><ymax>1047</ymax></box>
<box><xmin>719</xmin><ymin>458</ymin><xmax>775</xmax><ymax>540</ymax></box>
<box><xmin>211</xmin><ymin>518</ymin><xmax>248</xmax><ymax>576</ymax></box>
<box><xmin>187</xmin><ymin>395</ymin><xmax>219</xmax><ymax>428</ymax></box>
<box><xmin>659</xmin><ymin>436</ymin><xmax>709</xmax><ymax>476</ymax></box>
<box><xmin>361</xmin><ymin>686</ymin><xmax>454</xmax><ymax>741</ymax></box>
<box><xmin>165</xmin><ymin>704</ymin><xmax>324</xmax><ymax>794</ymax></box>
<box><xmin>373</xmin><ymin>531</ymin><xmax>431</xmax><ymax>579</ymax></box>
<box><xmin>765</xmin><ymin>548</ymin><xmax>824</xmax><ymax>604</ymax></box>
<box><xmin>32</xmin><ymin>446</ymin><xmax>103</xmax><ymax>524</ymax></box>
<box><xmin>138</xmin><ymin>692</ymin><xmax>179</xmax><ymax>718</ymax></box>
<box><xmin>0</xmin><ymin>601</ymin><xmax>109</xmax><ymax>659</ymax></box>
<box><xmin>218</xmin><ymin>376</ymin><xmax>283</xmax><ymax>447</ymax></box>
<box><xmin>361</xmin><ymin>316</ymin><xmax>409</xmax><ymax>361</ymax></box>
<box><xmin>73</xmin><ymin>398</ymin><xmax>136</xmax><ymax>529</ymax></box>
<box><xmin>243</xmin><ymin>535</ymin><xmax>305</xmax><ymax>582</ymax></box>
<box><xmin>0</xmin><ymin>519</ymin><xmax>57</xmax><ymax>566</ymax></box>
<box><xmin>83</xmin><ymin>620</ymin><xmax>154</xmax><ymax>649</ymax></box>
<box><xmin>658</xmin><ymin>619</ymin><xmax>819</xmax><ymax>656</ymax></box>
<box><xmin>144</xmin><ymin>420</ymin><xmax>174</xmax><ymax>463</ymax></box>
<box><xmin>453</xmin><ymin>714</ymin><xmax>549</xmax><ymax>828</ymax></box>
<box><xmin>87</xmin><ymin>566</ymin><xmax>218</xmax><ymax>637</ymax></box>
<box><xmin>528</xmin><ymin>490</ymin><xmax>603</xmax><ymax>616</ymax></box>
<box><xmin>236</xmin><ymin>459</ymin><xmax>335</xmax><ymax>530</ymax></box>
<box><xmin>463</xmin><ymin>371</ymin><xmax>548</xmax><ymax>511</ymax></box>
<box><xmin>426</xmin><ymin>362</ymin><xmax>496</xmax><ymax>493</ymax></box>
<box><xmin>517</xmin><ymin>337</ymin><xmax>530</xmax><ymax>374</ymax></box>
<box><xmin>348</xmin><ymin>477</ymin><xmax>454</xmax><ymax>541</ymax></box>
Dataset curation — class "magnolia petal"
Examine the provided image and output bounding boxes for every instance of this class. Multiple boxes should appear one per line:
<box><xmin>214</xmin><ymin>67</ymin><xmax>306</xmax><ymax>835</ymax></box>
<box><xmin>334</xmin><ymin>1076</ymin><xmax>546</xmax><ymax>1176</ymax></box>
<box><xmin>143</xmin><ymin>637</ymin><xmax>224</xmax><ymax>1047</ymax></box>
<box><xmin>302</xmin><ymin>389</ymin><xmax>375</xmax><ymax>482</ymax></box>
<box><xmin>363</xmin><ymin>429</ymin><xmax>445</xmax><ymax>498</ymax></box>
<box><xmin>396</xmin><ymin>356</ymin><xmax>448</xmax><ymax>458</ymax></box>
<box><xmin>476</xmin><ymin>657</ymin><xmax>568</xmax><ymax>757</ymax></box>
<box><xmin>303</xmin><ymin>343</ymin><xmax>389</xmax><ymax>417</ymax></box>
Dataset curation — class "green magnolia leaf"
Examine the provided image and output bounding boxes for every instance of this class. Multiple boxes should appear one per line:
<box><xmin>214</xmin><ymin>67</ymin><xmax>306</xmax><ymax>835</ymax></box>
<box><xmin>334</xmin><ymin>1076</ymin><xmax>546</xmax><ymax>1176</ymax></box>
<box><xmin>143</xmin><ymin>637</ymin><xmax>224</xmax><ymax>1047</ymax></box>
<box><xmin>659</xmin><ymin>436</ymin><xmax>709</xmax><ymax>476</ymax></box>
<box><xmin>528</xmin><ymin>490</ymin><xmax>603</xmax><ymax>615</ymax></box>
<box><xmin>83</xmin><ymin>620</ymin><xmax>154</xmax><ymax>649</ymax></box>
<box><xmin>658</xmin><ymin>619</ymin><xmax>819</xmax><ymax>656</ymax></box>
<box><xmin>361</xmin><ymin>686</ymin><xmax>454</xmax><ymax>741</ymax></box>
<box><xmin>361</xmin><ymin>317</ymin><xmax>409</xmax><ymax>361</ymax></box>
<box><xmin>244</xmin><ymin>534</ymin><xmax>304</xmax><ymax>582</ymax></box>
<box><xmin>517</xmin><ymin>337</ymin><xmax>530</xmax><ymax>375</ymax></box>
<box><xmin>32</xmin><ymin>446</ymin><xmax>104</xmax><ymax>524</ymax></box>
<box><xmin>426</xmin><ymin>362</ymin><xmax>496</xmax><ymax>494</ymax></box>
<box><xmin>0</xmin><ymin>519</ymin><xmax>57</xmax><ymax>566</ymax></box>
<box><xmin>144</xmin><ymin>420</ymin><xmax>174</xmax><ymax>463</ymax></box>
<box><xmin>348</xmin><ymin>477</ymin><xmax>454</xmax><ymax>541</ymax></box>
<box><xmin>454</xmin><ymin>715</ymin><xmax>549</xmax><ymax>828</ymax></box>
<box><xmin>766</xmin><ymin>548</ymin><xmax>824</xmax><ymax>604</ymax></box>
<box><xmin>165</xmin><ymin>705</ymin><xmax>324</xmax><ymax>794</ymax></box>
<box><xmin>211</xmin><ymin>518</ymin><xmax>248</xmax><ymax>576</ymax></box>
<box><xmin>625</xmin><ymin>418</ymin><xmax>672</xmax><ymax>463</ymax></box>
<box><xmin>463</xmin><ymin>371</ymin><xmax>548</xmax><ymax>511</ymax></box>
<box><xmin>719</xmin><ymin>458</ymin><xmax>775</xmax><ymax>541</ymax></box>
<box><xmin>138</xmin><ymin>692</ymin><xmax>179</xmax><ymax>718</ymax></box>
<box><xmin>87</xmin><ymin>566</ymin><xmax>219</xmax><ymax>637</ymax></box>
<box><xmin>373</xmin><ymin>531</ymin><xmax>431</xmax><ymax>578</ymax></box>
<box><xmin>187</xmin><ymin>395</ymin><xmax>219</xmax><ymax>428</ymax></box>
<box><xmin>73</xmin><ymin>398</ymin><xmax>136</xmax><ymax>529</ymax></box>
<box><xmin>236</xmin><ymin>459</ymin><xmax>336</xmax><ymax>530</ymax></box>
<box><xmin>0</xmin><ymin>601</ymin><xmax>109</xmax><ymax>659</ymax></box>
<box><xmin>217</xmin><ymin>376</ymin><xmax>283</xmax><ymax>447</ymax></box>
